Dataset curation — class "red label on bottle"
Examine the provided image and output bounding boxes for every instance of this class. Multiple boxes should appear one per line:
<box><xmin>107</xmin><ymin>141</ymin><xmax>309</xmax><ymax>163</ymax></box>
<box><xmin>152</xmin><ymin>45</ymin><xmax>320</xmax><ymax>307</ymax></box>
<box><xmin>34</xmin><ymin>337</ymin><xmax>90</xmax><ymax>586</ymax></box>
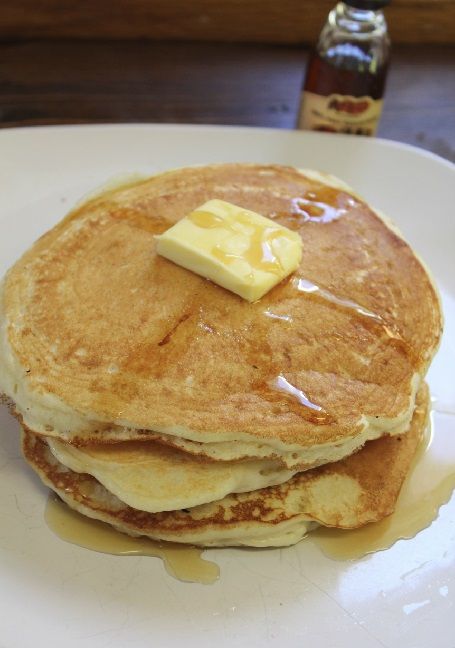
<box><xmin>298</xmin><ymin>91</ymin><xmax>384</xmax><ymax>136</ymax></box>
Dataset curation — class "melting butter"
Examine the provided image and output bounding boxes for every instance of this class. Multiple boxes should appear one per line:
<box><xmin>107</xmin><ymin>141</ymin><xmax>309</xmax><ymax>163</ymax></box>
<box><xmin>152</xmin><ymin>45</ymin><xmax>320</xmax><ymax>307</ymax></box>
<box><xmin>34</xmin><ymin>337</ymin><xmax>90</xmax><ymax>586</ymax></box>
<box><xmin>156</xmin><ymin>199</ymin><xmax>302</xmax><ymax>302</ymax></box>
<box><xmin>45</xmin><ymin>495</ymin><xmax>219</xmax><ymax>584</ymax></box>
<box><xmin>191</xmin><ymin>209</ymin><xmax>287</xmax><ymax>277</ymax></box>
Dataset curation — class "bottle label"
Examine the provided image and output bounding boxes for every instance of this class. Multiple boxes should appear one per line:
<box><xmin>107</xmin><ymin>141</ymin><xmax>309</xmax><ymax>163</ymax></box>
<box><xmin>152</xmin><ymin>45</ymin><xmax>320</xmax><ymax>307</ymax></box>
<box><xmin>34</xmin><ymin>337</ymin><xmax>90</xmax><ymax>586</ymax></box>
<box><xmin>298</xmin><ymin>91</ymin><xmax>383</xmax><ymax>136</ymax></box>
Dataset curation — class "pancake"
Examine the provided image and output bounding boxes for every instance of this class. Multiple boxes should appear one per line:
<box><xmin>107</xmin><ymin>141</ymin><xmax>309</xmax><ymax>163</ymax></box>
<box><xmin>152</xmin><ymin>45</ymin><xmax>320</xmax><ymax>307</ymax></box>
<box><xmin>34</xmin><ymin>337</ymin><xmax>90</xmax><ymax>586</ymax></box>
<box><xmin>46</xmin><ymin>435</ymin><xmax>296</xmax><ymax>513</ymax></box>
<box><xmin>0</xmin><ymin>164</ymin><xmax>442</xmax><ymax>470</ymax></box>
<box><xmin>21</xmin><ymin>383</ymin><xmax>429</xmax><ymax>547</ymax></box>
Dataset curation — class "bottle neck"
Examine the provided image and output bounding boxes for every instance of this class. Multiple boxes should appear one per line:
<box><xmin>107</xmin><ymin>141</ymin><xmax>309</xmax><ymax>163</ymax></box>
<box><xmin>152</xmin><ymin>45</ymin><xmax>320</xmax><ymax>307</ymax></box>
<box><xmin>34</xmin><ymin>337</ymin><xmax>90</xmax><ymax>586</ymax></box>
<box><xmin>330</xmin><ymin>2</ymin><xmax>387</xmax><ymax>37</ymax></box>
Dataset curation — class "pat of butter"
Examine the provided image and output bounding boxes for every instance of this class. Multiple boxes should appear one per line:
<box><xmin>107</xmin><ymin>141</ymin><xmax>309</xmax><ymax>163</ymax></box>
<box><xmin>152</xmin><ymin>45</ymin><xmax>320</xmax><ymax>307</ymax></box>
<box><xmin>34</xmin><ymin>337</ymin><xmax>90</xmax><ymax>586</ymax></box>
<box><xmin>156</xmin><ymin>199</ymin><xmax>302</xmax><ymax>302</ymax></box>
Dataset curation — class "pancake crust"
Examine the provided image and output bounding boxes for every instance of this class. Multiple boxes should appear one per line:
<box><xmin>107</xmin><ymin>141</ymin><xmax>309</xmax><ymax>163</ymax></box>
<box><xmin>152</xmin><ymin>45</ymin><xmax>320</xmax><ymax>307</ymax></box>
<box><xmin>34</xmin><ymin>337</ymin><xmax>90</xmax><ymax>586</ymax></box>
<box><xmin>2</xmin><ymin>165</ymin><xmax>441</xmax><ymax>457</ymax></box>
<box><xmin>21</xmin><ymin>384</ymin><xmax>429</xmax><ymax>548</ymax></box>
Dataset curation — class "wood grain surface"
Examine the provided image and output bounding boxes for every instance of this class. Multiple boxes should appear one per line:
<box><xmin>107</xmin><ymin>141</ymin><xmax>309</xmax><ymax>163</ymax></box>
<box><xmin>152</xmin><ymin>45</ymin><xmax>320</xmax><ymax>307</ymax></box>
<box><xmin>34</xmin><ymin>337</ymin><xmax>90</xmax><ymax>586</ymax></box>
<box><xmin>0</xmin><ymin>40</ymin><xmax>454</xmax><ymax>161</ymax></box>
<box><xmin>0</xmin><ymin>0</ymin><xmax>454</xmax><ymax>44</ymax></box>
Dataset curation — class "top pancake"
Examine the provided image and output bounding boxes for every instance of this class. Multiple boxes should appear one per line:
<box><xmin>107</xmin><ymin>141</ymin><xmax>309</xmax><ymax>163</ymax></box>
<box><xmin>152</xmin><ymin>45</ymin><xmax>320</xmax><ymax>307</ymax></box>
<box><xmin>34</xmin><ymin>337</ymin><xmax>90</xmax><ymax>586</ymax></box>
<box><xmin>0</xmin><ymin>164</ymin><xmax>442</xmax><ymax>456</ymax></box>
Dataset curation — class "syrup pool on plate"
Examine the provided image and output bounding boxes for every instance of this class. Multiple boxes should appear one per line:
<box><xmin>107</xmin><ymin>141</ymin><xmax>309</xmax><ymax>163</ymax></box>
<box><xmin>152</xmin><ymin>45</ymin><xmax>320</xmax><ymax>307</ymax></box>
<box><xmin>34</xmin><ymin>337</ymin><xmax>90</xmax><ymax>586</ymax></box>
<box><xmin>45</xmin><ymin>495</ymin><xmax>219</xmax><ymax>584</ymax></box>
<box><xmin>44</xmin><ymin>413</ymin><xmax>455</xmax><ymax>576</ymax></box>
<box><xmin>309</xmin><ymin>413</ymin><xmax>455</xmax><ymax>560</ymax></box>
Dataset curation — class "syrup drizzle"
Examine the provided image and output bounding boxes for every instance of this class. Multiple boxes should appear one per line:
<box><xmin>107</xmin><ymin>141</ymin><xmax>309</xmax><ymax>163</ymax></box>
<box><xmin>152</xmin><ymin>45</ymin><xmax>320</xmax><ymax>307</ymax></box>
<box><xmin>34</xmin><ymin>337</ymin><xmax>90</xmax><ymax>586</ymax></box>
<box><xmin>294</xmin><ymin>282</ymin><xmax>411</xmax><ymax>378</ymax></box>
<box><xmin>294</xmin><ymin>277</ymin><xmax>383</xmax><ymax>323</ymax></box>
<box><xmin>272</xmin><ymin>375</ymin><xmax>326</xmax><ymax>417</ymax></box>
<box><xmin>263</xmin><ymin>310</ymin><xmax>293</xmax><ymax>323</ymax></box>
<box><xmin>291</xmin><ymin>194</ymin><xmax>355</xmax><ymax>224</ymax></box>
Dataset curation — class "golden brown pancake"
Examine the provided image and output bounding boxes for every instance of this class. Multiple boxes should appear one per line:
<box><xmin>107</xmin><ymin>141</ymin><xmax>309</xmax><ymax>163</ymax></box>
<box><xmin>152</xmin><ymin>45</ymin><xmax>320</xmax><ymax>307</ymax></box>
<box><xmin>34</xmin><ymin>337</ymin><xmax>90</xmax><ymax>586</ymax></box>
<box><xmin>46</xmin><ymin>434</ymin><xmax>297</xmax><ymax>513</ymax></box>
<box><xmin>21</xmin><ymin>384</ymin><xmax>429</xmax><ymax>547</ymax></box>
<box><xmin>0</xmin><ymin>165</ymin><xmax>442</xmax><ymax>470</ymax></box>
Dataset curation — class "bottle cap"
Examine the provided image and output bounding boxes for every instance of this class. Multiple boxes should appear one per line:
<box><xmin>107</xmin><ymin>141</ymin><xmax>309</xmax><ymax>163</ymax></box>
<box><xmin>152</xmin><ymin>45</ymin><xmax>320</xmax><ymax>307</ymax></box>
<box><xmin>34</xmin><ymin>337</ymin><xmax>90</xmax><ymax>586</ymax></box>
<box><xmin>344</xmin><ymin>0</ymin><xmax>390</xmax><ymax>9</ymax></box>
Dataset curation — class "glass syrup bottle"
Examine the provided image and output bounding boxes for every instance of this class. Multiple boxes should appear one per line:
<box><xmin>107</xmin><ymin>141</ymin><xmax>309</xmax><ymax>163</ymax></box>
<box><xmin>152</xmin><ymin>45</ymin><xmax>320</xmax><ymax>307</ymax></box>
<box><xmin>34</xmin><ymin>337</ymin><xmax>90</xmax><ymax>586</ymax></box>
<box><xmin>298</xmin><ymin>0</ymin><xmax>390</xmax><ymax>136</ymax></box>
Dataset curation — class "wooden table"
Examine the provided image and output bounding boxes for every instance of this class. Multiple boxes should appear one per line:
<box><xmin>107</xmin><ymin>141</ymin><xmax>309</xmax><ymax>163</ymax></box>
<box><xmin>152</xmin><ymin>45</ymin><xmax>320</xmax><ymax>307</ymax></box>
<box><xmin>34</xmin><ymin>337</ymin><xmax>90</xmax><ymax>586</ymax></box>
<box><xmin>1</xmin><ymin>40</ymin><xmax>454</xmax><ymax>162</ymax></box>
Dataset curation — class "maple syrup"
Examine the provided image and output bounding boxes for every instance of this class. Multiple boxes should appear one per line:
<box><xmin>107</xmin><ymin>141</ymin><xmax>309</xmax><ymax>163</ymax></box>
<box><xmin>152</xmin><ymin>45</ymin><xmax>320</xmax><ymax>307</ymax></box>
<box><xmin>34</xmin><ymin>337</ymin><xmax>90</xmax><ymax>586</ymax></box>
<box><xmin>291</xmin><ymin>195</ymin><xmax>351</xmax><ymax>223</ymax></box>
<box><xmin>272</xmin><ymin>374</ymin><xmax>328</xmax><ymax>419</ymax></box>
<box><xmin>45</xmin><ymin>494</ymin><xmax>219</xmax><ymax>585</ymax></box>
<box><xmin>310</xmin><ymin>414</ymin><xmax>455</xmax><ymax>560</ymax></box>
<box><xmin>43</xmin><ymin>411</ymin><xmax>454</xmax><ymax>577</ymax></box>
<box><xmin>299</xmin><ymin>1</ymin><xmax>390</xmax><ymax>136</ymax></box>
<box><xmin>293</xmin><ymin>277</ymin><xmax>383</xmax><ymax>322</ymax></box>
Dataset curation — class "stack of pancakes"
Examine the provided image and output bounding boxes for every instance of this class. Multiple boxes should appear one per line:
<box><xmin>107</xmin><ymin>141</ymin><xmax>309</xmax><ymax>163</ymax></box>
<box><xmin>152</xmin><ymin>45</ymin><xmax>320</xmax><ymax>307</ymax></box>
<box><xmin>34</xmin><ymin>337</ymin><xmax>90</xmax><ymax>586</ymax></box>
<box><xmin>0</xmin><ymin>164</ymin><xmax>442</xmax><ymax>547</ymax></box>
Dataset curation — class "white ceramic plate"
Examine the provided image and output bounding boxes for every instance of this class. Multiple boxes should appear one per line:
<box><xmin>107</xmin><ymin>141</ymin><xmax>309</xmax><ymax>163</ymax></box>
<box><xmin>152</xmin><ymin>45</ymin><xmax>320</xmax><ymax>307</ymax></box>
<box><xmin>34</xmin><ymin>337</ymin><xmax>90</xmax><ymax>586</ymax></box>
<box><xmin>1</xmin><ymin>125</ymin><xmax>454</xmax><ymax>648</ymax></box>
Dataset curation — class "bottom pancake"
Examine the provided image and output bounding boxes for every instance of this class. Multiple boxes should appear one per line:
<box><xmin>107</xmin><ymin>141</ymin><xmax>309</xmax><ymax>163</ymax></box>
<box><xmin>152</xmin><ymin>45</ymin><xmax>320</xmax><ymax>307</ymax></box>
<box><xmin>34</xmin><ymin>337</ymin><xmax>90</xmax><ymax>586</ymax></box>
<box><xmin>21</xmin><ymin>384</ymin><xmax>429</xmax><ymax>548</ymax></box>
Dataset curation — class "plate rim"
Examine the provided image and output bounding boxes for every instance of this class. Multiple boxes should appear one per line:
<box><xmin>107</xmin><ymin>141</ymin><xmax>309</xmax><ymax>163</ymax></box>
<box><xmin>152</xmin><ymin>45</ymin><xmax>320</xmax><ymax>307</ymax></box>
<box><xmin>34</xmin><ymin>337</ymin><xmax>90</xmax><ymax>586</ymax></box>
<box><xmin>1</xmin><ymin>122</ymin><xmax>454</xmax><ymax>172</ymax></box>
